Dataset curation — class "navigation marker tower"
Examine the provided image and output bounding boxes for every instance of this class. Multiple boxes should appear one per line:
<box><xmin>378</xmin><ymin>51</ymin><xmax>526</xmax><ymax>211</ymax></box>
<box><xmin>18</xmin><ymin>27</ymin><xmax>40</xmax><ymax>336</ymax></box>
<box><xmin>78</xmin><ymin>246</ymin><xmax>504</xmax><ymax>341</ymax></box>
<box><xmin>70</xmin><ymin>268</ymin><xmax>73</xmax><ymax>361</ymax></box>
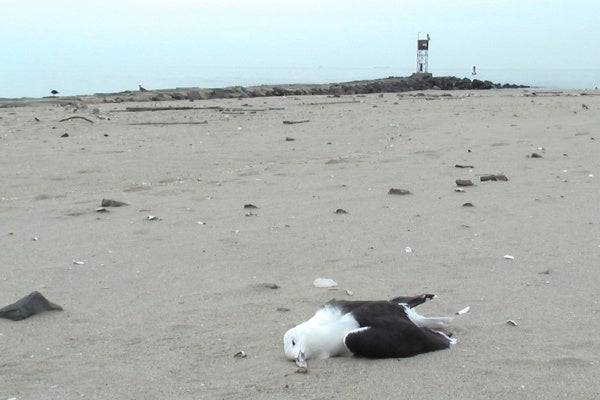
<box><xmin>417</xmin><ymin>33</ymin><xmax>430</xmax><ymax>73</ymax></box>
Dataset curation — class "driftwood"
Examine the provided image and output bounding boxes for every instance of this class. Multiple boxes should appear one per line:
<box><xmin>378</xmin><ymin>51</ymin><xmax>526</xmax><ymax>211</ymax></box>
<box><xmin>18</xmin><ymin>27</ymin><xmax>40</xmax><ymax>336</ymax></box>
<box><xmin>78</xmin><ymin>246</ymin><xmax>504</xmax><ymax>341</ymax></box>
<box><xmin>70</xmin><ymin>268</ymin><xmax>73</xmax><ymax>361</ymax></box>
<box><xmin>122</xmin><ymin>106</ymin><xmax>223</xmax><ymax>112</ymax></box>
<box><xmin>283</xmin><ymin>119</ymin><xmax>310</xmax><ymax>124</ymax></box>
<box><xmin>59</xmin><ymin>116</ymin><xmax>94</xmax><ymax>123</ymax></box>
<box><xmin>129</xmin><ymin>121</ymin><xmax>208</xmax><ymax>126</ymax></box>
<box><xmin>221</xmin><ymin>108</ymin><xmax>273</xmax><ymax>115</ymax></box>
<box><xmin>305</xmin><ymin>100</ymin><xmax>362</xmax><ymax>106</ymax></box>
<box><xmin>480</xmin><ymin>174</ymin><xmax>508</xmax><ymax>182</ymax></box>
<box><xmin>119</xmin><ymin>106</ymin><xmax>285</xmax><ymax>113</ymax></box>
<box><xmin>388</xmin><ymin>188</ymin><xmax>411</xmax><ymax>195</ymax></box>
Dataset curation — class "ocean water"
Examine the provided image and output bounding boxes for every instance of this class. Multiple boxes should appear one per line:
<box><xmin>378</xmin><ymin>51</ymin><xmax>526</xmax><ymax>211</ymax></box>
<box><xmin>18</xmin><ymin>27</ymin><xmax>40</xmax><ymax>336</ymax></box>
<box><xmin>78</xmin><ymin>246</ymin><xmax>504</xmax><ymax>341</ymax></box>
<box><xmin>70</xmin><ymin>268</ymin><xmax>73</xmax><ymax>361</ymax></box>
<box><xmin>2</xmin><ymin>65</ymin><xmax>599</xmax><ymax>99</ymax></box>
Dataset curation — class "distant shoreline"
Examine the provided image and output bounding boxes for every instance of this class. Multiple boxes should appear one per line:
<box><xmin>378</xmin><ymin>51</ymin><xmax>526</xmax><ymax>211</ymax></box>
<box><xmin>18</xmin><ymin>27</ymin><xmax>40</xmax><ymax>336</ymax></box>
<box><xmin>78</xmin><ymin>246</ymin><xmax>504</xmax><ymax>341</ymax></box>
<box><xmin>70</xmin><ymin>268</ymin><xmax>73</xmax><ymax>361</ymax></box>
<box><xmin>2</xmin><ymin>74</ymin><xmax>531</xmax><ymax>106</ymax></box>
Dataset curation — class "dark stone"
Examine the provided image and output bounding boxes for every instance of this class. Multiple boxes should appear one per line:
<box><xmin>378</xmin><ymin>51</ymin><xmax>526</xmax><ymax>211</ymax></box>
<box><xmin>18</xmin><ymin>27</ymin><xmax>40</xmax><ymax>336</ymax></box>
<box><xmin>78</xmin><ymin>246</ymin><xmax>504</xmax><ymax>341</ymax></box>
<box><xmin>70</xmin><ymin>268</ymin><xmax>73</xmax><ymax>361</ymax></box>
<box><xmin>169</xmin><ymin>92</ymin><xmax>186</xmax><ymax>100</ymax></box>
<box><xmin>471</xmin><ymin>79</ymin><xmax>484</xmax><ymax>89</ymax></box>
<box><xmin>187</xmin><ymin>90</ymin><xmax>202</xmax><ymax>100</ymax></box>
<box><xmin>209</xmin><ymin>89</ymin><xmax>236</xmax><ymax>99</ymax></box>
<box><xmin>101</xmin><ymin>198</ymin><xmax>128</xmax><ymax>207</ymax></box>
<box><xmin>455</xmin><ymin>179</ymin><xmax>474</xmax><ymax>187</ymax></box>
<box><xmin>0</xmin><ymin>291</ymin><xmax>63</xmax><ymax>321</ymax></box>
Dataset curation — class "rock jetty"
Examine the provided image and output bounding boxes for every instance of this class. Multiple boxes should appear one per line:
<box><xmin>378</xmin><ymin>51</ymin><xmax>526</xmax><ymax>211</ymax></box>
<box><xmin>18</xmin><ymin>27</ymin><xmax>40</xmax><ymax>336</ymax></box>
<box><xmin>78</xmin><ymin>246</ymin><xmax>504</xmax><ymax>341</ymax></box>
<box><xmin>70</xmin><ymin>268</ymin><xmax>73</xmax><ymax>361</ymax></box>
<box><xmin>93</xmin><ymin>73</ymin><xmax>527</xmax><ymax>103</ymax></box>
<box><xmin>2</xmin><ymin>73</ymin><xmax>529</xmax><ymax>105</ymax></box>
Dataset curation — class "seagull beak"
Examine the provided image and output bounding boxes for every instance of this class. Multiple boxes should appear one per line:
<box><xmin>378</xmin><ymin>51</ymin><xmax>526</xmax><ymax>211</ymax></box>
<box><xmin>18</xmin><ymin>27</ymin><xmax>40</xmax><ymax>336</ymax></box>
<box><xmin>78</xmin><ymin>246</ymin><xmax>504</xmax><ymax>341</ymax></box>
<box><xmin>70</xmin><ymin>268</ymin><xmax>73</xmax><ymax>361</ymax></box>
<box><xmin>295</xmin><ymin>351</ymin><xmax>307</xmax><ymax>368</ymax></box>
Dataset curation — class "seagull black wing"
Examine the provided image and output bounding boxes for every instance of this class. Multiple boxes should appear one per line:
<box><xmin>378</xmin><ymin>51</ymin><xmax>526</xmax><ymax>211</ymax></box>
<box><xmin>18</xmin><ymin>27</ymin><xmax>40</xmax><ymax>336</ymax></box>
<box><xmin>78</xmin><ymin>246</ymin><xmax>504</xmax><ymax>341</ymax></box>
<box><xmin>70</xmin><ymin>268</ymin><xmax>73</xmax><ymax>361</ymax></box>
<box><xmin>343</xmin><ymin>301</ymin><xmax>453</xmax><ymax>358</ymax></box>
<box><xmin>390</xmin><ymin>293</ymin><xmax>436</xmax><ymax>308</ymax></box>
<box><xmin>325</xmin><ymin>293</ymin><xmax>435</xmax><ymax>315</ymax></box>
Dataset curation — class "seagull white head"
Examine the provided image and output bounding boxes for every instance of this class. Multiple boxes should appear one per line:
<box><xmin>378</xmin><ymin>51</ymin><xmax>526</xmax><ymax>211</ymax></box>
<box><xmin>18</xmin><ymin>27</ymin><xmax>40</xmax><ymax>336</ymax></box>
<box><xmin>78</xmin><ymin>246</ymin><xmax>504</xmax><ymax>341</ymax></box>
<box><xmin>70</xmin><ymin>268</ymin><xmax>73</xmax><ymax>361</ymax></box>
<box><xmin>284</xmin><ymin>305</ymin><xmax>358</xmax><ymax>366</ymax></box>
<box><xmin>283</xmin><ymin>323</ymin><xmax>308</xmax><ymax>366</ymax></box>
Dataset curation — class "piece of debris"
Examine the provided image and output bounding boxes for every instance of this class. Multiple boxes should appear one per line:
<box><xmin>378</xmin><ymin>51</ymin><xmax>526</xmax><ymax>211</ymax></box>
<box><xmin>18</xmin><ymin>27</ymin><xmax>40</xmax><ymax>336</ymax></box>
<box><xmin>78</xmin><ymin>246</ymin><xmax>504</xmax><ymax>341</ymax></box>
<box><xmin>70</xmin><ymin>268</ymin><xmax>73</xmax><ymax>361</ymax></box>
<box><xmin>233</xmin><ymin>351</ymin><xmax>247</xmax><ymax>358</ymax></box>
<box><xmin>255</xmin><ymin>283</ymin><xmax>280</xmax><ymax>290</ymax></box>
<box><xmin>504</xmin><ymin>254</ymin><xmax>515</xmax><ymax>260</ymax></box>
<box><xmin>129</xmin><ymin>121</ymin><xmax>208</xmax><ymax>126</ymax></box>
<box><xmin>73</xmin><ymin>260</ymin><xmax>86</xmax><ymax>265</ymax></box>
<box><xmin>313</xmin><ymin>278</ymin><xmax>338</xmax><ymax>288</ymax></box>
<box><xmin>277</xmin><ymin>307</ymin><xmax>291</xmax><ymax>312</ymax></box>
<box><xmin>295</xmin><ymin>357</ymin><xmax>308</xmax><ymax>369</ymax></box>
<box><xmin>0</xmin><ymin>291</ymin><xmax>63</xmax><ymax>321</ymax></box>
<box><xmin>455</xmin><ymin>187</ymin><xmax>465</xmax><ymax>192</ymax></box>
<box><xmin>538</xmin><ymin>269</ymin><xmax>551</xmax><ymax>275</ymax></box>
<box><xmin>404</xmin><ymin>246</ymin><xmax>413</xmax><ymax>253</ymax></box>
<box><xmin>59</xmin><ymin>116</ymin><xmax>94</xmax><ymax>123</ymax></box>
<box><xmin>285</xmin><ymin>137</ymin><xmax>296</xmax><ymax>141</ymax></box>
<box><xmin>283</xmin><ymin>119</ymin><xmax>310</xmax><ymax>124</ymax></box>
<box><xmin>582</xmin><ymin>103</ymin><xmax>588</xmax><ymax>110</ymax></box>
<box><xmin>528</xmin><ymin>153</ymin><xmax>543</xmax><ymax>158</ymax></box>
<box><xmin>506</xmin><ymin>319</ymin><xmax>518</xmax><ymax>327</ymax></box>
<box><xmin>335</xmin><ymin>208</ymin><xmax>348</xmax><ymax>214</ymax></box>
<box><xmin>388</xmin><ymin>188</ymin><xmax>411</xmax><ymax>195</ymax></box>
<box><xmin>480</xmin><ymin>174</ymin><xmax>508</xmax><ymax>182</ymax></box>
<box><xmin>147</xmin><ymin>215</ymin><xmax>159</xmax><ymax>221</ymax></box>
<box><xmin>243</xmin><ymin>204</ymin><xmax>258</xmax><ymax>209</ymax></box>
<box><xmin>462</xmin><ymin>202</ymin><xmax>474</xmax><ymax>207</ymax></box>
<box><xmin>101</xmin><ymin>199</ymin><xmax>128</xmax><ymax>207</ymax></box>
<box><xmin>455</xmin><ymin>164</ymin><xmax>474</xmax><ymax>168</ymax></box>
<box><xmin>455</xmin><ymin>179</ymin><xmax>473</xmax><ymax>186</ymax></box>
<box><xmin>456</xmin><ymin>306</ymin><xmax>470</xmax><ymax>315</ymax></box>
<box><xmin>95</xmin><ymin>207</ymin><xmax>109</xmax><ymax>213</ymax></box>
<box><xmin>60</xmin><ymin>133</ymin><xmax>69</xmax><ymax>138</ymax></box>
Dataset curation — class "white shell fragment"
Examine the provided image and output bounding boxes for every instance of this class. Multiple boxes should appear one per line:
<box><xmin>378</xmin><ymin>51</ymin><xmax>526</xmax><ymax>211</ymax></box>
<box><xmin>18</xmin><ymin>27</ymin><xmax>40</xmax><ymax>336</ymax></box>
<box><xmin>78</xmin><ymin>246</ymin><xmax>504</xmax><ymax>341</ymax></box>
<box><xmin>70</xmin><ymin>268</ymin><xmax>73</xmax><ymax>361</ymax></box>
<box><xmin>506</xmin><ymin>319</ymin><xmax>518</xmax><ymax>327</ymax></box>
<box><xmin>456</xmin><ymin>306</ymin><xmax>471</xmax><ymax>315</ymax></box>
<box><xmin>147</xmin><ymin>215</ymin><xmax>158</xmax><ymax>220</ymax></box>
<box><xmin>313</xmin><ymin>278</ymin><xmax>338</xmax><ymax>288</ymax></box>
<box><xmin>504</xmin><ymin>254</ymin><xmax>515</xmax><ymax>260</ymax></box>
<box><xmin>73</xmin><ymin>260</ymin><xmax>86</xmax><ymax>265</ymax></box>
<box><xmin>404</xmin><ymin>246</ymin><xmax>413</xmax><ymax>253</ymax></box>
<box><xmin>233</xmin><ymin>351</ymin><xmax>247</xmax><ymax>358</ymax></box>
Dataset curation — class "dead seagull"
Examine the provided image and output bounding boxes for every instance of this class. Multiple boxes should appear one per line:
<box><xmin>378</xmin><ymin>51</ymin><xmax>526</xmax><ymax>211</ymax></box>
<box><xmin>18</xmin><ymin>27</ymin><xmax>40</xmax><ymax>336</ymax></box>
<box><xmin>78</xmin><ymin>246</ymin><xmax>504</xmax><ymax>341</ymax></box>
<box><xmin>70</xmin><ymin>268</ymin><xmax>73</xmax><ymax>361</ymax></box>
<box><xmin>283</xmin><ymin>294</ymin><xmax>455</xmax><ymax>366</ymax></box>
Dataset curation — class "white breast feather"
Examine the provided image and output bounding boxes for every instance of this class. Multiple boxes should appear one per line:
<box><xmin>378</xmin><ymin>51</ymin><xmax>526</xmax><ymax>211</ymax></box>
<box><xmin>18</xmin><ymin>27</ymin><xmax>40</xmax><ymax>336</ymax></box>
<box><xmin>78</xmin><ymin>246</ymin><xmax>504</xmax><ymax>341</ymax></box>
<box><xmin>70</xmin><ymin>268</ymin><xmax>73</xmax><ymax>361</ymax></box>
<box><xmin>303</xmin><ymin>305</ymin><xmax>359</xmax><ymax>359</ymax></box>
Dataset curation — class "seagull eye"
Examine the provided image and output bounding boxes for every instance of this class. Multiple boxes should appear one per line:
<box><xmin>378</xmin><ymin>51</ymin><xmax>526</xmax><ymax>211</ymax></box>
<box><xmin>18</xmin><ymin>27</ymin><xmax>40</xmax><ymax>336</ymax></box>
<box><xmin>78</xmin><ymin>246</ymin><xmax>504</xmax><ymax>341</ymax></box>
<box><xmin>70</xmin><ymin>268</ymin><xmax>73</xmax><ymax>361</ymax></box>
<box><xmin>291</xmin><ymin>340</ymin><xmax>296</xmax><ymax>346</ymax></box>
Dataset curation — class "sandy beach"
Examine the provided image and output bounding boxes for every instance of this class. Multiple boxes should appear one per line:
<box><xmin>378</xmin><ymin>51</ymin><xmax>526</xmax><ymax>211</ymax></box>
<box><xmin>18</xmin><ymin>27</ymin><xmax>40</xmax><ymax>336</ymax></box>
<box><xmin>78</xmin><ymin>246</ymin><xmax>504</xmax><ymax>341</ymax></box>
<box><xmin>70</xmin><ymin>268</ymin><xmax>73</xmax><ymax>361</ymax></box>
<box><xmin>1</xmin><ymin>89</ymin><xmax>599</xmax><ymax>399</ymax></box>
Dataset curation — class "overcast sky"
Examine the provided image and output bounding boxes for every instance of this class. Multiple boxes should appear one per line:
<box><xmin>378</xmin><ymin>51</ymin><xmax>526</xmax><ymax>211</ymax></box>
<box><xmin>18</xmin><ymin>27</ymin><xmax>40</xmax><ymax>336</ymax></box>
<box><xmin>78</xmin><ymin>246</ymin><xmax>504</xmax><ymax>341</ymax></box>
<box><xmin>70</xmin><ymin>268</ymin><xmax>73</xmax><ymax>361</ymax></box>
<box><xmin>1</xmin><ymin>0</ymin><xmax>598</xmax><ymax>97</ymax></box>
